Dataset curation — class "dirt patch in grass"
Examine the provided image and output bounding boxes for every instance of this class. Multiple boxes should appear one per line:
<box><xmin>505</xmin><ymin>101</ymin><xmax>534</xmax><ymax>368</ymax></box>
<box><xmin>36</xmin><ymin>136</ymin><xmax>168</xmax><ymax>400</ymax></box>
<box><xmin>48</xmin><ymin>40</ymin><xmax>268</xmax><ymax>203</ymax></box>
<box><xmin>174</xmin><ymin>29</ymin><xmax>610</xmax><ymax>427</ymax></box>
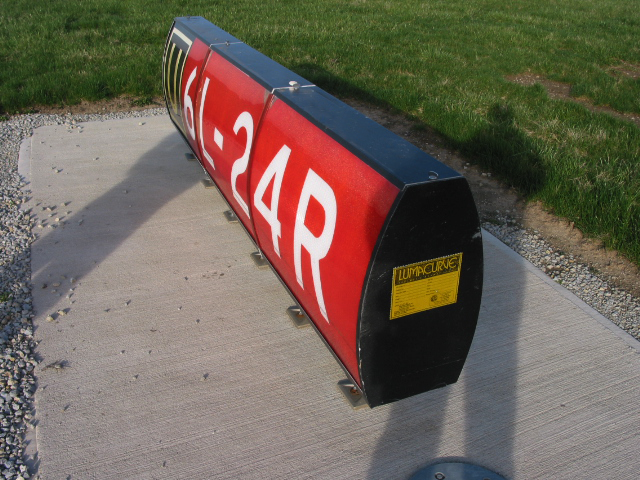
<box><xmin>24</xmin><ymin>95</ymin><xmax>640</xmax><ymax>298</ymax></box>
<box><xmin>30</xmin><ymin>95</ymin><xmax>165</xmax><ymax>115</ymax></box>
<box><xmin>506</xmin><ymin>72</ymin><xmax>640</xmax><ymax>128</ymax></box>
<box><xmin>609</xmin><ymin>61</ymin><xmax>640</xmax><ymax>80</ymax></box>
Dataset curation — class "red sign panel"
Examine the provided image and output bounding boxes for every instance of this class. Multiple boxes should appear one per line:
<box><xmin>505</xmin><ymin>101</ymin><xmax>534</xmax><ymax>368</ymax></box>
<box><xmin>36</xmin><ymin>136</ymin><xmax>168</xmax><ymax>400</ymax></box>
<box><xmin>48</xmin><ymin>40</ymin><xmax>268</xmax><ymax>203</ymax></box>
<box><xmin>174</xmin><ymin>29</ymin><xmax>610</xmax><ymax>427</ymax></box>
<box><xmin>165</xmin><ymin>25</ymin><xmax>400</xmax><ymax>382</ymax></box>
<box><xmin>194</xmin><ymin>53</ymin><xmax>270</xmax><ymax>235</ymax></box>
<box><xmin>249</xmin><ymin>98</ymin><xmax>399</xmax><ymax>379</ymax></box>
<box><xmin>178</xmin><ymin>38</ymin><xmax>210</xmax><ymax>157</ymax></box>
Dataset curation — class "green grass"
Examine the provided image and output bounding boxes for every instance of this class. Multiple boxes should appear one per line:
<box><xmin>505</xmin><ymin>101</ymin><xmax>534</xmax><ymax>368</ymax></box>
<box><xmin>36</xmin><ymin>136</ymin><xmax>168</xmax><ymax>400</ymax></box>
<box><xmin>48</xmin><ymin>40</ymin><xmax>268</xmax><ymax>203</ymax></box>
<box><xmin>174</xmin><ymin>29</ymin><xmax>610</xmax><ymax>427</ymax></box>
<box><xmin>1</xmin><ymin>0</ymin><xmax>639</xmax><ymax>264</ymax></box>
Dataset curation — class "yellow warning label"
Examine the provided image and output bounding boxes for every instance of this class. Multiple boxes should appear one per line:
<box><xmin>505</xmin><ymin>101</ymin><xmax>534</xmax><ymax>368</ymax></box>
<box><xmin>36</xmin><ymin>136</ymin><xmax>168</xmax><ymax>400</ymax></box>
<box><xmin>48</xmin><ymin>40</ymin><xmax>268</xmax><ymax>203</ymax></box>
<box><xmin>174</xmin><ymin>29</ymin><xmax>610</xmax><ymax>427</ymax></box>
<box><xmin>390</xmin><ymin>253</ymin><xmax>463</xmax><ymax>320</ymax></box>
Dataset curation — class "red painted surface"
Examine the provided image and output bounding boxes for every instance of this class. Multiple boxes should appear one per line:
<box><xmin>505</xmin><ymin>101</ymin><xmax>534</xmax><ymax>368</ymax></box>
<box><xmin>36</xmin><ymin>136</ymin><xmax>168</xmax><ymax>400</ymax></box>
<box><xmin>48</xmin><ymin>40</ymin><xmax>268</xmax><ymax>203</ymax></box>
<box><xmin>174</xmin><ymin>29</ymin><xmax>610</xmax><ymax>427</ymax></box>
<box><xmin>179</xmin><ymin>38</ymin><xmax>210</xmax><ymax>159</ymax></box>
<box><xmin>170</xmin><ymin>26</ymin><xmax>400</xmax><ymax>384</ymax></box>
<box><xmin>194</xmin><ymin>52</ymin><xmax>270</xmax><ymax>236</ymax></box>
<box><xmin>249</xmin><ymin>98</ymin><xmax>399</xmax><ymax>381</ymax></box>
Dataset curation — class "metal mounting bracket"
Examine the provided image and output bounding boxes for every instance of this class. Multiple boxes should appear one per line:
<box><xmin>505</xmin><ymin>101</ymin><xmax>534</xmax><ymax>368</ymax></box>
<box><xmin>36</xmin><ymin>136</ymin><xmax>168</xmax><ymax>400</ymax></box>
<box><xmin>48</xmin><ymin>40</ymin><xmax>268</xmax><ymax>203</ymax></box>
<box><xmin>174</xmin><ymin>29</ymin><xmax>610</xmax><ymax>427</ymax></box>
<box><xmin>201</xmin><ymin>178</ymin><xmax>216</xmax><ymax>189</ymax></box>
<box><xmin>337</xmin><ymin>379</ymin><xmax>368</xmax><ymax>410</ymax></box>
<box><xmin>250</xmin><ymin>251</ymin><xmax>269</xmax><ymax>268</ymax></box>
<box><xmin>286</xmin><ymin>305</ymin><xmax>311</xmax><ymax>328</ymax></box>
<box><xmin>223</xmin><ymin>210</ymin><xmax>239</xmax><ymax>223</ymax></box>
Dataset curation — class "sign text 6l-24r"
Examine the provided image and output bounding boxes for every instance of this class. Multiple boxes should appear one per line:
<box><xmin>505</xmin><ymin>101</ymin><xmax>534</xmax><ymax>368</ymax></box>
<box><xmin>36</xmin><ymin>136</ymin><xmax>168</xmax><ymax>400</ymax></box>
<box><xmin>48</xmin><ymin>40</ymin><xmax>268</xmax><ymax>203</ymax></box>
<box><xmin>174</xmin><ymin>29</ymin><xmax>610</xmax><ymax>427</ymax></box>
<box><xmin>163</xmin><ymin>17</ymin><xmax>484</xmax><ymax>407</ymax></box>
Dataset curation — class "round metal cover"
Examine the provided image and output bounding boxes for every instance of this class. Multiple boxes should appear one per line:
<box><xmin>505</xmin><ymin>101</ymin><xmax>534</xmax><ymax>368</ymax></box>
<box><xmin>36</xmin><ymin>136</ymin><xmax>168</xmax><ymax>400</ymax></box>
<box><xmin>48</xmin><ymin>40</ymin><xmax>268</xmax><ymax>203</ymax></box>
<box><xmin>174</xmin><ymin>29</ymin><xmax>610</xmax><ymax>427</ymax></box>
<box><xmin>409</xmin><ymin>462</ymin><xmax>507</xmax><ymax>480</ymax></box>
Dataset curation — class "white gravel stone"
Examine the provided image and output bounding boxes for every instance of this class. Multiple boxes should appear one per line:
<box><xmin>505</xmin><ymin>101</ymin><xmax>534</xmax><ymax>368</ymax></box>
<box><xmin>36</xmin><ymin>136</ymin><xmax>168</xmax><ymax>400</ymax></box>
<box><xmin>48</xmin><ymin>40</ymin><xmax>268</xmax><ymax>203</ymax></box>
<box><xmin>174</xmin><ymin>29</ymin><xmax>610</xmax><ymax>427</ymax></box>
<box><xmin>483</xmin><ymin>219</ymin><xmax>640</xmax><ymax>340</ymax></box>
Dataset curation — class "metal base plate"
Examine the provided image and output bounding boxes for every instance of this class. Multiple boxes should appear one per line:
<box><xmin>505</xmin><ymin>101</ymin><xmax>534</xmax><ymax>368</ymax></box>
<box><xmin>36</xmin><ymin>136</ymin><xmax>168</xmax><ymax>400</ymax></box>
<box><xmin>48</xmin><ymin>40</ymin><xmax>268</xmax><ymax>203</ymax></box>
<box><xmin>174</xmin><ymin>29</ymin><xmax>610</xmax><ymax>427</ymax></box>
<box><xmin>223</xmin><ymin>210</ymin><xmax>239</xmax><ymax>223</ymax></box>
<box><xmin>409</xmin><ymin>462</ymin><xmax>507</xmax><ymax>480</ymax></box>
<box><xmin>286</xmin><ymin>306</ymin><xmax>310</xmax><ymax>328</ymax></box>
<box><xmin>337</xmin><ymin>379</ymin><xmax>368</xmax><ymax>410</ymax></box>
<box><xmin>201</xmin><ymin>178</ymin><xmax>216</xmax><ymax>189</ymax></box>
<box><xmin>250</xmin><ymin>251</ymin><xmax>269</xmax><ymax>268</ymax></box>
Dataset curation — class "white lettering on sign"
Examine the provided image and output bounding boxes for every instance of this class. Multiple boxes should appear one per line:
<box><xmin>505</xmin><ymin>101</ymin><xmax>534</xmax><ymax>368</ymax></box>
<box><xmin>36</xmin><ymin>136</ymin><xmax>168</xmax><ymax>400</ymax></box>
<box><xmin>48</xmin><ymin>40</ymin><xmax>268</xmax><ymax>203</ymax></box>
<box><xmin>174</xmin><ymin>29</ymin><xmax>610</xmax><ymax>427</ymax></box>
<box><xmin>180</xmin><ymin>66</ymin><xmax>338</xmax><ymax>322</ymax></box>
<box><xmin>253</xmin><ymin>145</ymin><xmax>291</xmax><ymax>256</ymax></box>
<box><xmin>230</xmin><ymin>112</ymin><xmax>253</xmax><ymax>218</ymax></box>
<box><xmin>214</xmin><ymin>128</ymin><xmax>224</xmax><ymax>150</ymax></box>
<box><xmin>294</xmin><ymin>169</ymin><xmax>337</xmax><ymax>322</ymax></box>
<box><xmin>199</xmin><ymin>77</ymin><xmax>216</xmax><ymax>170</ymax></box>
<box><xmin>184</xmin><ymin>66</ymin><xmax>197</xmax><ymax>141</ymax></box>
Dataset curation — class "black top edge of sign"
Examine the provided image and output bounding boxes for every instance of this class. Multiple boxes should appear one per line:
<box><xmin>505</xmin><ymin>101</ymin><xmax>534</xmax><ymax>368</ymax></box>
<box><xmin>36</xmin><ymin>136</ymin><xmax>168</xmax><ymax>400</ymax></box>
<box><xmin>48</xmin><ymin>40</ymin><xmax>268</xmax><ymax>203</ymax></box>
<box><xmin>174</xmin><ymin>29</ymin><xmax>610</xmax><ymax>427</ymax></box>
<box><xmin>175</xmin><ymin>16</ymin><xmax>242</xmax><ymax>45</ymax></box>
<box><xmin>273</xmin><ymin>87</ymin><xmax>460</xmax><ymax>187</ymax></box>
<box><xmin>175</xmin><ymin>17</ymin><xmax>311</xmax><ymax>90</ymax></box>
<box><xmin>174</xmin><ymin>16</ymin><xmax>461</xmax><ymax>188</ymax></box>
<box><xmin>211</xmin><ymin>43</ymin><xmax>314</xmax><ymax>91</ymax></box>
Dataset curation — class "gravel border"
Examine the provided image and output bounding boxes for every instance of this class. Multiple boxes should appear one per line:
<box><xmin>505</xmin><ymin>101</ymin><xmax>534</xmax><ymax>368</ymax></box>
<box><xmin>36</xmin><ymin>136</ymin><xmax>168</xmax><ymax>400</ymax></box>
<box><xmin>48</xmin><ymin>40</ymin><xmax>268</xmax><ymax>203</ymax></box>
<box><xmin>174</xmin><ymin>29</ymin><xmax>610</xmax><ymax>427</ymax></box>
<box><xmin>483</xmin><ymin>219</ymin><xmax>640</xmax><ymax>340</ymax></box>
<box><xmin>1</xmin><ymin>109</ymin><xmax>638</xmax><ymax>479</ymax></box>
<box><xmin>0</xmin><ymin>109</ymin><xmax>166</xmax><ymax>479</ymax></box>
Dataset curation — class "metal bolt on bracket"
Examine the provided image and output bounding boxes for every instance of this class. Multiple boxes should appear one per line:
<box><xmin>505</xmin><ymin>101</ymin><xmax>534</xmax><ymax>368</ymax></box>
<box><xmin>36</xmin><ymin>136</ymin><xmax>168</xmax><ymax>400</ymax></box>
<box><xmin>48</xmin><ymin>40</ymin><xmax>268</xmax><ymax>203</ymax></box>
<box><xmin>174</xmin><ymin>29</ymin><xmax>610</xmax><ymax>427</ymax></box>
<box><xmin>201</xmin><ymin>178</ymin><xmax>216</xmax><ymax>189</ymax></box>
<box><xmin>223</xmin><ymin>210</ymin><xmax>238</xmax><ymax>223</ymax></box>
<box><xmin>286</xmin><ymin>305</ymin><xmax>311</xmax><ymax>328</ymax></box>
<box><xmin>337</xmin><ymin>379</ymin><xmax>368</xmax><ymax>410</ymax></box>
<box><xmin>250</xmin><ymin>251</ymin><xmax>269</xmax><ymax>268</ymax></box>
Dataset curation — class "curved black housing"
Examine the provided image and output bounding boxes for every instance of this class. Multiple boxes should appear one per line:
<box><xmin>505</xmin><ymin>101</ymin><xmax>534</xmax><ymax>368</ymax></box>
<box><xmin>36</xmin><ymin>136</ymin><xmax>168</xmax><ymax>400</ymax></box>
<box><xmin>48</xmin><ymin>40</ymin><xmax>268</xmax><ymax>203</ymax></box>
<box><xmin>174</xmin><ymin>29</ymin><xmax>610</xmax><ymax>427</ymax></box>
<box><xmin>359</xmin><ymin>179</ymin><xmax>483</xmax><ymax>407</ymax></box>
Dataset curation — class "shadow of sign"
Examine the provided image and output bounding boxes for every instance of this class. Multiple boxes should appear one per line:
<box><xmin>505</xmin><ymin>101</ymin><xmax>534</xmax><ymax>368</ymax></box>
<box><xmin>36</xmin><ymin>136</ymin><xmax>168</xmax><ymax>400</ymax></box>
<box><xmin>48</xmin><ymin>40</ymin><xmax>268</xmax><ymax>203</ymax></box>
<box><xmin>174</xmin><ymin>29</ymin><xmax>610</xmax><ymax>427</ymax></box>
<box><xmin>366</xmin><ymin>234</ymin><xmax>522</xmax><ymax>479</ymax></box>
<box><xmin>24</xmin><ymin>117</ymin><xmax>198</xmax><ymax>343</ymax></box>
<box><xmin>460</xmin><ymin>103</ymin><xmax>546</xmax><ymax>197</ymax></box>
<box><xmin>284</xmin><ymin>63</ymin><xmax>522</xmax><ymax>479</ymax></box>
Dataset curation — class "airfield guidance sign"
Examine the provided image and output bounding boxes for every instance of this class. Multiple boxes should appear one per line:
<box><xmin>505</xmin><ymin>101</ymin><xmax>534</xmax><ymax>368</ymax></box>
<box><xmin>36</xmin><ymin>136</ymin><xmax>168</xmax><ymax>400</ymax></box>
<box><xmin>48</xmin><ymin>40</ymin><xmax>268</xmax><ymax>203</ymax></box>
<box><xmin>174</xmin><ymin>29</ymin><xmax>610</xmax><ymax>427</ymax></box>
<box><xmin>163</xmin><ymin>16</ymin><xmax>483</xmax><ymax>407</ymax></box>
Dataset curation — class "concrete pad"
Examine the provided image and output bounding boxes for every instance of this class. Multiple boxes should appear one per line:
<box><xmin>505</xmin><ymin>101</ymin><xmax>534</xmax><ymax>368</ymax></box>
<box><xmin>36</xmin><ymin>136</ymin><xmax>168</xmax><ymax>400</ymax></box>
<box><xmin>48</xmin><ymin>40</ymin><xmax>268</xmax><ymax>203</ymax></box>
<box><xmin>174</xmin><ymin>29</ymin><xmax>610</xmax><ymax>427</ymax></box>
<box><xmin>20</xmin><ymin>115</ymin><xmax>639</xmax><ymax>479</ymax></box>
